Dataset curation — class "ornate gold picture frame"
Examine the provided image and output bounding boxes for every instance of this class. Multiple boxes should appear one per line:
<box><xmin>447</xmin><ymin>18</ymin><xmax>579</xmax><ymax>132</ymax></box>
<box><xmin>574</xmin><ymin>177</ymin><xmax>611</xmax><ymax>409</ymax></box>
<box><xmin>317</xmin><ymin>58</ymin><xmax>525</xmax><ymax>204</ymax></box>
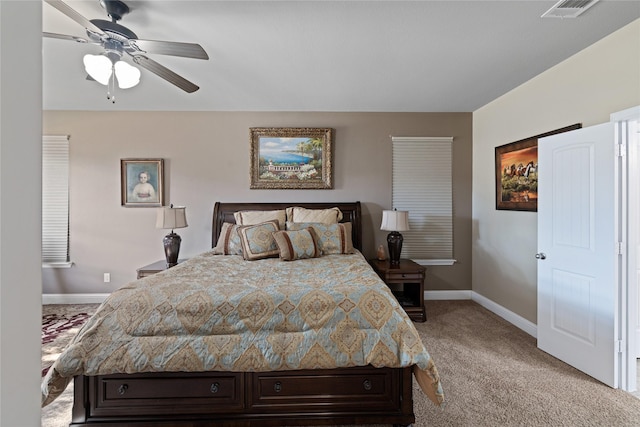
<box><xmin>250</xmin><ymin>127</ymin><xmax>334</xmax><ymax>189</ymax></box>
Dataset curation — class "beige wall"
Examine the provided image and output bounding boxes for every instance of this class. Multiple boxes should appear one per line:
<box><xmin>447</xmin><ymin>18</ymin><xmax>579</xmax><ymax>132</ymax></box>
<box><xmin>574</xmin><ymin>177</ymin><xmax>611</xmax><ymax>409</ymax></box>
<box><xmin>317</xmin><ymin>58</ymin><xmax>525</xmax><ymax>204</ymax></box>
<box><xmin>472</xmin><ymin>19</ymin><xmax>640</xmax><ymax>323</ymax></box>
<box><xmin>43</xmin><ymin>111</ymin><xmax>472</xmax><ymax>294</ymax></box>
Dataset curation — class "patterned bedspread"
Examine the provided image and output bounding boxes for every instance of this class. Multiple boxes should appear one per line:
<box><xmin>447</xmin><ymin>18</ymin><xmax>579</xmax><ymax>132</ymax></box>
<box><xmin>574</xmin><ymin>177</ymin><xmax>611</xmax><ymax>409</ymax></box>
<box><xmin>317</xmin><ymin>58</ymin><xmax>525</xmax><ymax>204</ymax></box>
<box><xmin>42</xmin><ymin>250</ymin><xmax>444</xmax><ymax>407</ymax></box>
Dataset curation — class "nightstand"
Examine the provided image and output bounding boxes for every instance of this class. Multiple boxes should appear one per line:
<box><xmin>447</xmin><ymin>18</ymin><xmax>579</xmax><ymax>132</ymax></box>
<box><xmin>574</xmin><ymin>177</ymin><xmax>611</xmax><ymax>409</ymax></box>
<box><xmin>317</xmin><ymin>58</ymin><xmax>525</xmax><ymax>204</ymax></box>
<box><xmin>137</xmin><ymin>259</ymin><xmax>186</xmax><ymax>279</ymax></box>
<box><xmin>369</xmin><ymin>258</ymin><xmax>426</xmax><ymax>322</ymax></box>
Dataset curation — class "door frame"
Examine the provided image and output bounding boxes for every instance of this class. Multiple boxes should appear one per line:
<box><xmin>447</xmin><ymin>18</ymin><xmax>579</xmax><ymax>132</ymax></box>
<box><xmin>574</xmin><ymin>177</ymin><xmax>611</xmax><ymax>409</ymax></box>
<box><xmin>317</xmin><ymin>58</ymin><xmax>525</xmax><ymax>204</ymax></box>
<box><xmin>611</xmin><ymin>106</ymin><xmax>640</xmax><ymax>392</ymax></box>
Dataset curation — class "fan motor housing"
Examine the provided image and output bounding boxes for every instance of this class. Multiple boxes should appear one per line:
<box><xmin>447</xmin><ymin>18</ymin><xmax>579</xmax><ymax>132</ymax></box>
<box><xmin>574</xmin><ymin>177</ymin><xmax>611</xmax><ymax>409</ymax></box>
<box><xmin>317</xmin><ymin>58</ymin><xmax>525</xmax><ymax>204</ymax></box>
<box><xmin>90</xmin><ymin>19</ymin><xmax>137</xmax><ymax>40</ymax></box>
<box><xmin>100</xmin><ymin>0</ymin><xmax>130</xmax><ymax>22</ymax></box>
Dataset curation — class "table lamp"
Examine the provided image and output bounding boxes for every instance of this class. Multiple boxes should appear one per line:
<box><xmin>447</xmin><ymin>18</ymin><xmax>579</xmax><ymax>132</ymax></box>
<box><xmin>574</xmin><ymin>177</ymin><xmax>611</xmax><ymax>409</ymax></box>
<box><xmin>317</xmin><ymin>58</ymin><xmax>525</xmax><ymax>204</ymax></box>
<box><xmin>380</xmin><ymin>209</ymin><xmax>410</xmax><ymax>266</ymax></box>
<box><xmin>156</xmin><ymin>204</ymin><xmax>188</xmax><ymax>267</ymax></box>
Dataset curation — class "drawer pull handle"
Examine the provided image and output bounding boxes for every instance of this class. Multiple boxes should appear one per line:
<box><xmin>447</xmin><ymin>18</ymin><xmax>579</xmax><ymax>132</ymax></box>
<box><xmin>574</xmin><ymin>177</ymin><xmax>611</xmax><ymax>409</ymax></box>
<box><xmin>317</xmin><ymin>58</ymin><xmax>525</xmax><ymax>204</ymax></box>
<box><xmin>118</xmin><ymin>384</ymin><xmax>128</xmax><ymax>395</ymax></box>
<box><xmin>210</xmin><ymin>382</ymin><xmax>220</xmax><ymax>394</ymax></box>
<box><xmin>363</xmin><ymin>379</ymin><xmax>372</xmax><ymax>391</ymax></box>
<box><xmin>274</xmin><ymin>381</ymin><xmax>282</xmax><ymax>393</ymax></box>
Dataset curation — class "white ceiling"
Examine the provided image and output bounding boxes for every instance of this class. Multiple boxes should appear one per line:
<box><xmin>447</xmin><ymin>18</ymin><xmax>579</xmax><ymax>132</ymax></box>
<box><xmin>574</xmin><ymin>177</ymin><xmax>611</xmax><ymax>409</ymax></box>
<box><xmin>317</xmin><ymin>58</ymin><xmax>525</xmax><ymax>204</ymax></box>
<box><xmin>42</xmin><ymin>1</ymin><xmax>640</xmax><ymax>112</ymax></box>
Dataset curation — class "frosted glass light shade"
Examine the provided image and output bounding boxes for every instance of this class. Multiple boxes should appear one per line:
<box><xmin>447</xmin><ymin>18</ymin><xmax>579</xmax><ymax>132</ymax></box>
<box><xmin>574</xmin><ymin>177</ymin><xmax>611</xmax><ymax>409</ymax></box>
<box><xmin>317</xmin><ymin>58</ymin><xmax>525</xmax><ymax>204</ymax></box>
<box><xmin>83</xmin><ymin>54</ymin><xmax>112</xmax><ymax>85</ymax></box>
<box><xmin>380</xmin><ymin>210</ymin><xmax>410</xmax><ymax>232</ymax></box>
<box><xmin>83</xmin><ymin>54</ymin><xmax>140</xmax><ymax>89</ymax></box>
<box><xmin>156</xmin><ymin>206</ymin><xmax>188</xmax><ymax>230</ymax></box>
<box><xmin>114</xmin><ymin>60</ymin><xmax>140</xmax><ymax>89</ymax></box>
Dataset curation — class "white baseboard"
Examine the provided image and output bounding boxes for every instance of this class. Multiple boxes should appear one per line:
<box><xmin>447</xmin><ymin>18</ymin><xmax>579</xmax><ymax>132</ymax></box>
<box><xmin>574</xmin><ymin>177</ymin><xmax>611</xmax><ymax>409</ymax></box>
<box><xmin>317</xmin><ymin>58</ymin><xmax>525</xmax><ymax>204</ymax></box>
<box><xmin>471</xmin><ymin>292</ymin><xmax>538</xmax><ymax>338</ymax></box>
<box><xmin>425</xmin><ymin>290</ymin><xmax>472</xmax><ymax>300</ymax></box>
<box><xmin>424</xmin><ymin>290</ymin><xmax>537</xmax><ymax>338</ymax></box>
<box><xmin>42</xmin><ymin>294</ymin><xmax>109</xmax><ymax>305</ymax></box>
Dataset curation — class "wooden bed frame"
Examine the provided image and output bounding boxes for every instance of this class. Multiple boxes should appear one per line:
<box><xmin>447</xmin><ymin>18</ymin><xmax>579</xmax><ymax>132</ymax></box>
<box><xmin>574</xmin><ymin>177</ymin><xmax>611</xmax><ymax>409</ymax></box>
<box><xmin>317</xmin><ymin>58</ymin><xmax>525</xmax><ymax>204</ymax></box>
<box><xmin>70</xmin><ymin>201</ymin><xmax>415</xmax><ymax>427</ymax></box>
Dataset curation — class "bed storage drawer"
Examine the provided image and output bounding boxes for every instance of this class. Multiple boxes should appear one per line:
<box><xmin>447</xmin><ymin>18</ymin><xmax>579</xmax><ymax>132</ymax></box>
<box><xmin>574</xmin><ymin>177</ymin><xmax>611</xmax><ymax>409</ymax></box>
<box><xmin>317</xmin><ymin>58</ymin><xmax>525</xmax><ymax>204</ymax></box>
<box><xmin>74</xmin><ymin>368</ymin><xmax>414</xmax><ymax>426</ymax></box>
<box><xmin>86</xmin><ymin>371</ymin><xmax>244</xmax><ymax>416</ymax></box>
<box><xmin>249</xmin><ymin>366</ymin><xmax>402</xmax><ymax>412</ymax></box>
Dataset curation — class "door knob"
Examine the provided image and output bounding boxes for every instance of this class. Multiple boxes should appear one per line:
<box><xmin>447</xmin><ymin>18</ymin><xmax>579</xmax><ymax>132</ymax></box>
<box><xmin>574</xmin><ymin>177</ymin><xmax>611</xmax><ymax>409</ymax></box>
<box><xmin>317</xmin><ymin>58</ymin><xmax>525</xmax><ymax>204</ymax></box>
<box><xmin>535</xmin><ymin>253</ymin><xmax>546</xmax><ymax>260</ymax></box>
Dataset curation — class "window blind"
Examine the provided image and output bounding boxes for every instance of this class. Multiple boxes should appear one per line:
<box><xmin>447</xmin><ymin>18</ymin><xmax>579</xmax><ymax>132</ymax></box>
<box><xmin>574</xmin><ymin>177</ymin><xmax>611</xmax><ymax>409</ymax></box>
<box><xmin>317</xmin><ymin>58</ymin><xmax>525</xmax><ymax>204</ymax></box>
<box><xmin>42</xmin><ymin>135</ymin><xmax>70</xmax><ymax>265</ymax></box>
<box><xmin>391</xmin><ymin>136</ymin><xmax>453</xmax><ymax>261</ymax></box>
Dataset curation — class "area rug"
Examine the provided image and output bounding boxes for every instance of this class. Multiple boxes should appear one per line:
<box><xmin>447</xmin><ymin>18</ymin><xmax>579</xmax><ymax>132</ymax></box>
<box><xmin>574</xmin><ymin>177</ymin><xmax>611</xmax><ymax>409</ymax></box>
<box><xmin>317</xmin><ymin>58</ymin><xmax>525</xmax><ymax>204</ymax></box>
<box><xmin>41</xmin><ymin>304</ymin><xmax>98</xmax><ymax>378</ymax></box>
<box><xmin>42</xmin><ymin>304</ymin><xmax>99</xmax><ymax>427</ymax></box>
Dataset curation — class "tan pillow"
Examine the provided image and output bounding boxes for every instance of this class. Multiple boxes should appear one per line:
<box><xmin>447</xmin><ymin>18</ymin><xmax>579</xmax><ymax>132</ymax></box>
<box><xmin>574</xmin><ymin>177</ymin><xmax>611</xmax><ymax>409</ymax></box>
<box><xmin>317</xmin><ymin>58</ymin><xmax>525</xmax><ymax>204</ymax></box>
<box><xmin>212</xmin><ymin>222</ymin><xmax>243</xmax><ymax>255</ymax></box>
<box><xmin>273</xmin><ymin>228</ymin><xmax>321</xmax><ymax>261</ymax></box>
<box><xmin>234</xmin><ymin>209</ymin><xmax>286</xmax><ymax>229</ymax></box>
<box><xmin>237</xmin><ymin>220</ymin><xmax>280</xmax><ymax>260</ymax></box>
<box><xmin>286</xmin><ymin>222</ymin><xmax>354</xmax><ymax>255</ymax></box>
<box><xmin>285</xmin><ymin>206</ymin><xmax>343</xmax><ymax>224</ymax></box>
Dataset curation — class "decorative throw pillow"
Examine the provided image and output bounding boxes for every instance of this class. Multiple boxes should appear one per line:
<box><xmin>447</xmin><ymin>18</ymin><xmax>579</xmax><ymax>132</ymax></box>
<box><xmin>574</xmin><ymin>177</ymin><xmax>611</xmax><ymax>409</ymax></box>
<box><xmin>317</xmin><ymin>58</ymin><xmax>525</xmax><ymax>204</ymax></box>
<box><xmin>234</xmin><ymin>209</ymin><xmax>286</xmax><ymax>229</ymax></box>
<box><xmin>213</xmin><ymin>222</ymin><xmax>243</xmax><ymax>255</ymax></box>
<box><xmin>286</xmin><ymin>222</ymin><xmax>354</xmax><ymax>255</ymax></box>
<box><xmin>273</xmin><ymin>228</ymin><xmax>321</xmax><ymax>261</ymax></box>
<box><xmin>285</xmin><ymin>206</ymin><xmax>343</xmax><ymax>224</ymax></box>
<box><xmin>237</xmin><ymin>220</ymin><xmax>280</xmax><ymax>260</ymax></box>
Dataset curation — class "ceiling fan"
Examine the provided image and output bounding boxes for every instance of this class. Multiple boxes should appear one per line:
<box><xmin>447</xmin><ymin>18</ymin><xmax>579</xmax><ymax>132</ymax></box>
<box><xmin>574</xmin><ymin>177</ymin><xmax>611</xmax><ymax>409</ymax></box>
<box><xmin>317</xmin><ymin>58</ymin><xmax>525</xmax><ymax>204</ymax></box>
<box><xmin>43</xmin><ymin>0</ymin><xmax>209</xmax><ymax>99</ymax></box>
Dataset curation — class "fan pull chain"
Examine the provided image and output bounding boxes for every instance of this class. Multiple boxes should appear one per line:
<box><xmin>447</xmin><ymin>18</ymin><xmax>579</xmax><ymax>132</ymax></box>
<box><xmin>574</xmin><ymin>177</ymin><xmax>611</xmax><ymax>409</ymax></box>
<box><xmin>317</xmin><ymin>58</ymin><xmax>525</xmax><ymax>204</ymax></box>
<box><xmin>107</xmin><ymin>66</ymin><xmax>116</xmax><ymax>103</ymax></box>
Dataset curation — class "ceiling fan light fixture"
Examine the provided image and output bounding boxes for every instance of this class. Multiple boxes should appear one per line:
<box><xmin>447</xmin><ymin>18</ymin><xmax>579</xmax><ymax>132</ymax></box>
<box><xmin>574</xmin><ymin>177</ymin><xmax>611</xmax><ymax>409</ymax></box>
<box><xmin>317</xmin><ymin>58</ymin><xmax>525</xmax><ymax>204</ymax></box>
<box><xmin>47</xmin><ymin>0</ymin><xmax>208</xmax><ymax>97</ymax></box>
<box><xmin>114</xmin><ymin>60</ymin><xmax>141</xmax><ymax>89</ymax></box>
<box><xmin>83</xmin><ymin>53</ymin><xmax>112</xmax><ymax>85</ymax></box>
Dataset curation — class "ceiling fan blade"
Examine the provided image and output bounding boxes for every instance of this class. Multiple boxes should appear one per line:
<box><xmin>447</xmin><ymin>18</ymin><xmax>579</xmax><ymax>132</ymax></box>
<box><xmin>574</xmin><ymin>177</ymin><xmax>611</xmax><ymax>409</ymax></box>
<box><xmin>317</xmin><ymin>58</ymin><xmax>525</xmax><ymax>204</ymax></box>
<box><xmin>131</xmin><ymin>55</ymin><xmax>200</xmax><ymax>93</ymax></box>
<box><xmin>44</xmin><ymin>0</ymin><xmax>107</xmax><ymax>37</ymax></box>
<box><xmin>129</xmin><ymin>39</ymin><xmax>209</xmax><ymax>60</ymax></box>
<box><xmin>43</xmin><ymin>31</ymin><xmax>89</xmax><ymax>43</ymax></box>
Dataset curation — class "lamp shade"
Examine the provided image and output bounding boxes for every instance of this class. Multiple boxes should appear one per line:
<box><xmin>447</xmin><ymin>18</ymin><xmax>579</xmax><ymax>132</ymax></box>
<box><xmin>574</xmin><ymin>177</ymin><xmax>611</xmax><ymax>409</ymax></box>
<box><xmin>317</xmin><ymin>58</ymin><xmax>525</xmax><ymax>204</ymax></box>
<box><xmin>380</xmin><ymin>210</ymin><xmax>410</xmax><ymax>232</ymax></box>
<box><xmin>156</xmin><ymin>206</ymin><xmax>188</xmax><ymax>230</ymax></box>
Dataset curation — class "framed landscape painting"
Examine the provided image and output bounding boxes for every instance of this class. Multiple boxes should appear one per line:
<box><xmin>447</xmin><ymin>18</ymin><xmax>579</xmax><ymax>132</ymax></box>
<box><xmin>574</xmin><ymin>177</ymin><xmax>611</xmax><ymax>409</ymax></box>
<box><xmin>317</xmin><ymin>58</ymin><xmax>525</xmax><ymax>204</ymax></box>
<box><xmin>495</xmin><ymin>124</ymin><xmax>581</xmax><ymax>211</ymax></box>
<box><xmin>249</xmin><ymin>127</ymin><xmax>334</xmax><ymax>189</ymax></box>
<box><xmin>121</xmin><ymin>158</ymin><xmax>164</xmax><ymax>207</ymax></box>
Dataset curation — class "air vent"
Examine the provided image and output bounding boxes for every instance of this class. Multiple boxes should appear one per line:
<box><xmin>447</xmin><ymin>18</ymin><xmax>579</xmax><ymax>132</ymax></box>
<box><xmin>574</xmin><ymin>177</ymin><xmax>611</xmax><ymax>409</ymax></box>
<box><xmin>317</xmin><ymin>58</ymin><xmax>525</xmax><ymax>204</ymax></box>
<box><xmin>541</xmin><ymin>0</ymin><xmax>600</xmax><ymax>18</ymax></box>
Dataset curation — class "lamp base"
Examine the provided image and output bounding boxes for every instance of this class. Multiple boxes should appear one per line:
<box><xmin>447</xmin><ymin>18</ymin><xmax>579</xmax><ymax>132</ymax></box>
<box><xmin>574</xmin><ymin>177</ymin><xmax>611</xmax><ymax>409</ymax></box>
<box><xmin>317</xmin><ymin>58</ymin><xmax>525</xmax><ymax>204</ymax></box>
<box><xmin>163</xmin><ymin>232</ymin><xmax>182</xmax><ymax>268</ymax></box>
<box><xmin>387</xmin><ymin>231</ymin><xmax>403</xmax><ymax>267</ymax></box>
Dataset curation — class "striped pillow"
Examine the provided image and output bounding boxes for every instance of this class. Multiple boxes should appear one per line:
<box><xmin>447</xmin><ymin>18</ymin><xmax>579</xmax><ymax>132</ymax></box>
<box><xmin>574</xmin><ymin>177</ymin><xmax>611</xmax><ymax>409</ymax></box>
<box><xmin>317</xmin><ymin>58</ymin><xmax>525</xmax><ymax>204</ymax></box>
<box><xmin>273</xmin><ymin>228</ymin><xmax>321</xmax><ymax>261</ymax></box>
<box><xmin>286</xmin><ymin>222</ymin><xmax>354</xmax><ymax>255</ymax></box>
<box><xmin>234</xmin><ymin>209</ymin><xmax>286</xmax><ymax>230</ymax></box>
<box><xmin>213</xmin><ymin>222</ymin><xmax>243</xmax><ymax>255</ymax></box>
<box><xmin>285</xmin><ymin>206</ymin><xmax>343</xmax><ymax>224</ymax></box>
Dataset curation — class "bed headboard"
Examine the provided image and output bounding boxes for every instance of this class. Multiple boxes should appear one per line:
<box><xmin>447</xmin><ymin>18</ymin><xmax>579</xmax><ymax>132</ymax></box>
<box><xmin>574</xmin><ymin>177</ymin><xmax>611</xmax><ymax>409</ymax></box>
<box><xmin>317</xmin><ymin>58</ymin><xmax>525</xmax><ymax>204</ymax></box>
<box><xmin>212</xmin><ymin>201</ymin><xmax>362</xmax><ymax>251</ymax></box>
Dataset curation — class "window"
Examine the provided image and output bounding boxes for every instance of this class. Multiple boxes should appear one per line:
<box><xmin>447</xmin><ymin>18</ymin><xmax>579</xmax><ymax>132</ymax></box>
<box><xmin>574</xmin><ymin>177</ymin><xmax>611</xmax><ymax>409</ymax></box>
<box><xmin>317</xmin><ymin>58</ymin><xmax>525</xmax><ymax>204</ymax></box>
<box><xmin>42</xmin><ymin>135</ymin><xmax>71</xmax><ymax>267</ymax></box>
<box><xmin>391</xmin><ymin>136</ymin><xmax>454</xmax><ymax>265</ymax></box>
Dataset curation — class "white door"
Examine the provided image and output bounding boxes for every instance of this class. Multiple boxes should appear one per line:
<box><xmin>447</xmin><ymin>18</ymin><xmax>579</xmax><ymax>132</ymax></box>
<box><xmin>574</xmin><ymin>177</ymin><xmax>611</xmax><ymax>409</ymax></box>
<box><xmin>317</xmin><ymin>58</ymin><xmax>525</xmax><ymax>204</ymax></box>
<box><xmin>537</xmin><ymin>122</ymin><xmax>618</xmax><ymax>387</ymax></box>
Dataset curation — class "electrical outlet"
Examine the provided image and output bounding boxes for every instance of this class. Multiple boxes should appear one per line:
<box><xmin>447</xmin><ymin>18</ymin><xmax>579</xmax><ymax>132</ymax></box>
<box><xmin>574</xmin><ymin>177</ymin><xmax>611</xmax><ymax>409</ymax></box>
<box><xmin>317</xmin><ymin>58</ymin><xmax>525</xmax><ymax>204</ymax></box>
<box><xmin>103</xmin><ymin>273</ymin><xmax>111</xmax><ymax>283</ymax></box>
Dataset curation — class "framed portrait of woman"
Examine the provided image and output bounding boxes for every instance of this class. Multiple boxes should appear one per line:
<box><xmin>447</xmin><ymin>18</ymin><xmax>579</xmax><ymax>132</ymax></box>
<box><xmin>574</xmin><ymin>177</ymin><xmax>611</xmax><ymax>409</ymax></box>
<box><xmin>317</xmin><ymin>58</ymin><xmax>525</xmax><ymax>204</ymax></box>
<box><xmin>121</xmin><ymin>158</ymin><xmax>164</xmax><ymax>207</ymax></box>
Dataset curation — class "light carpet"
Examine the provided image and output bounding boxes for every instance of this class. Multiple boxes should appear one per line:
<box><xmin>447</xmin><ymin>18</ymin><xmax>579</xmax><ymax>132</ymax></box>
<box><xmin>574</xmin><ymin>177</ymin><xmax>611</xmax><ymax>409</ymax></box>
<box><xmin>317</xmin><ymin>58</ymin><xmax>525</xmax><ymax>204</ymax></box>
<box><xmin>41</xmin><ymin>300</ymin><xmax>640</xmax><ymax>427</ymax></box>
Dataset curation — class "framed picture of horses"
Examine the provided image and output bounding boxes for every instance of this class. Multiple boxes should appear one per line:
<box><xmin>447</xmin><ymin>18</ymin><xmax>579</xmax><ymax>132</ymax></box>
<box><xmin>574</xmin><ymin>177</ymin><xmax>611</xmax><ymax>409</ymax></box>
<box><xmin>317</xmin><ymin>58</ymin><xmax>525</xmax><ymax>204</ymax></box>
<box><xmin>495</xmin><ymin>124</ymin><xmax>581</xmax><ymax>211</ymax></box>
